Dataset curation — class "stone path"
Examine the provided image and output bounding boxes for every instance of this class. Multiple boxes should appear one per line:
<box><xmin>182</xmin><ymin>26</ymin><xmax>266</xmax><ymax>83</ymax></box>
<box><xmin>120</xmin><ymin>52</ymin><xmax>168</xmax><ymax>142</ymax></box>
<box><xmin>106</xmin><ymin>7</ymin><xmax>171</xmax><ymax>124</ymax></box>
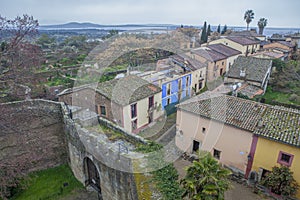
<box><xmin>155</xmin><ymin>124</ymin><xmax>176</xmax><ymax>145</ymax></box>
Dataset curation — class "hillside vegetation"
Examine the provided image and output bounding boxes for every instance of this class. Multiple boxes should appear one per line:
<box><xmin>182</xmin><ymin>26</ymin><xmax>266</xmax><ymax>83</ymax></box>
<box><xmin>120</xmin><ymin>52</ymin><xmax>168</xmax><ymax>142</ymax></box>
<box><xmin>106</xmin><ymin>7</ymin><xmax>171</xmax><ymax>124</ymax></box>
<box><xmin>264</xmin><ymin>59</ymin><xmax>300</xmax><ymax>105</ymax></box>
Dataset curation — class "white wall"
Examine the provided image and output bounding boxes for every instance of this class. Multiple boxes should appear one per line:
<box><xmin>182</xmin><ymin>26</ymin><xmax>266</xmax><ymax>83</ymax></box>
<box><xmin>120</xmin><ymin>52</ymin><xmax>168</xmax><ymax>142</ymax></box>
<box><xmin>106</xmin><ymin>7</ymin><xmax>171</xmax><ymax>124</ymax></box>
<box><xmin>122</xmin><ymin>92</ymin><xmax>163</xmax><ymax>133</ymax></box>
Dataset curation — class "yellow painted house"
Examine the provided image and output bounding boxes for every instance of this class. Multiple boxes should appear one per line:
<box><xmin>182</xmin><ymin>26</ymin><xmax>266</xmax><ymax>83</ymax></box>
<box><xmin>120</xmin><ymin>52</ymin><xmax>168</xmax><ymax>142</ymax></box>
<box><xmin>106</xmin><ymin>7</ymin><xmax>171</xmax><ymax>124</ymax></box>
<box><xmin>250</xmin><ymin>106</ymin><xmax>300</xmax><ymax>199</ymax></box>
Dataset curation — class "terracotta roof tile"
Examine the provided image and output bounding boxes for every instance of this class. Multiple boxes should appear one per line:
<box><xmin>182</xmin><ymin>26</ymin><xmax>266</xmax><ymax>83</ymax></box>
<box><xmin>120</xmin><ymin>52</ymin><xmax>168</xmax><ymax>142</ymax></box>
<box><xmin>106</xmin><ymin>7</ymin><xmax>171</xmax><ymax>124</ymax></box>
<box><xmin>170</xmin><ymin>54</ymin><xmax>207</xmax><ymax>70</ymax></box>
<box><xmin>97</xmin><ymin>75</ymin><xmax>161</xmax><ymax>106</ymax></box>
<box><xmin>178</xmin><ymin>95</ymin><xmax>300</xmax><ymax>147</ymax></box>
<box><xmin>207</xmin><ymin>44</ymin><xmax>242</xmax><ymax>57</ymax></box>
<box><xmin>254</xmin><ymin>106</ymin><xmax>300</xmax><ymax>147</ymax></box>
<box><xmin>178</xmin><ymin>95</ymin><xmax>266</xmax><ymax>132</ymax></box>
<box><xmin>227</xmin><ymin>36</ymin><xmax>260</xmax><ymax>45</ymax></box>
<box><xmin>192</xmin><ymin>48</ymin><xmax>227</xmax><ymax>62</ymax></box>
<box><xmin>226</xmin><ymin>56</ymin><xmax>272</xmax><ymax>83</ymax></box>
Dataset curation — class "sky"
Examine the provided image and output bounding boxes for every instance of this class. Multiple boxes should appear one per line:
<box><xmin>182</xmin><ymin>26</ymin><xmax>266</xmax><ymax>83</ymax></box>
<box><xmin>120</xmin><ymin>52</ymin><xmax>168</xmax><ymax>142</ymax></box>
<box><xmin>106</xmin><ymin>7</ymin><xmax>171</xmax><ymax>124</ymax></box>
<box><xmin>1</xmin><ymin>0</ymin><xmax>300</xmax><ymax>28</ymax></box>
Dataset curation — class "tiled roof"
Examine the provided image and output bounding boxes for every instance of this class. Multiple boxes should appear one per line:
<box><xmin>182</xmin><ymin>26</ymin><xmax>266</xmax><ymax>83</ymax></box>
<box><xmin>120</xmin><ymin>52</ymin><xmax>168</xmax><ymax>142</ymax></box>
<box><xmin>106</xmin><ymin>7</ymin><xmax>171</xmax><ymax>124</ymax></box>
<box><xmin>226</xmin><ymin>56</ymin><xmax>272</xmax><ymax>83</ymax></box>
<box><xmin>178</xmin><ymin>95</ymin><xmax>266</xmax><ymax>132</ymax></box>
<box><xmin>277</xmin><ymin>41</ymin><xmax>295</xmax><ymax>48</ymax></box>
<box><xmin>97</xmin><ymin>75</ymin><xmax>161</xmax><ymax>106</ymax></box>
<box><xmin>229</xmin><ymin>30</ymin><xmax>264</xmax><ymax>38</ymax></box>
<box><xmin>178</xmin><ymin>95</ymin><xmax>300</xmax><ymax>147</ymax></box>
<box><xmin>227</xmin><ymin>36</ymin><xmax>260</xmax><ymax>45</ymax></box>
<box><xmin>237</xmin><ymin>84</ymin><xmax>264</xmax><ymax>98</ymax></box>
<box><xmin>192</xmin><ymin>48</ymin><xmax>227</xmax><ymax>62</ymax></box>
<box><xmin>170</xmin><ymin>54</ymin><xmax>207</xmax><ymax>70</ymax></box>
<box><xmin>254</xmin><ymin>106</ymin><xmax>300</xmax><ymax>147</ymax></box>
<box><xmin>252</xmin><ymin>51</ymin><xmax>284</xmax><ymax>59</ymax></box>
<box><xmin>207</xmin><ymin>44</ymin><xmax>242</xmax><ymax>57</ymax></box>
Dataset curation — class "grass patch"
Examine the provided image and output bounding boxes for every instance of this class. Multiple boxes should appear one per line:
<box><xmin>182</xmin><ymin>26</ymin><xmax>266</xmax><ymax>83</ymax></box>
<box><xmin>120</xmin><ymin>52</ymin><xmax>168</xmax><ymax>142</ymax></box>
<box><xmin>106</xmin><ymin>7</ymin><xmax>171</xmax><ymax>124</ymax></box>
<box><xmin>12</xmin><ymin>164</ymin><xmax>84</xmax><ymax>200</ymax></box>
<box><xmin>262</xmin><ymin>87</ymin><xmax>298</xmax><ymax>105</ymax></box>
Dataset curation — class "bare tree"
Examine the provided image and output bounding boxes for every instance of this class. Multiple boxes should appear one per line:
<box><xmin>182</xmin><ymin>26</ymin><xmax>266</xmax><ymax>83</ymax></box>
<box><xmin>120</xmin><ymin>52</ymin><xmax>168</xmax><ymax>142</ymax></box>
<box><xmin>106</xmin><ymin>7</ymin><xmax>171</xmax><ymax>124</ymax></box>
<box><xmin>0</xmin><ymin>14</ymin><xmax>42</xmax><ymax>101</ymax></box>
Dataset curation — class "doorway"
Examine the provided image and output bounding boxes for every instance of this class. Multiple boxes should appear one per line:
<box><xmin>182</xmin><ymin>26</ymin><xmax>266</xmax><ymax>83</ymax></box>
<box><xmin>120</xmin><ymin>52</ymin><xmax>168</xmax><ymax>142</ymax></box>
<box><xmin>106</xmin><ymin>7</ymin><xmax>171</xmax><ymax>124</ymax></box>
<box><xmin>84</xmin><ymin>157</ymin><xmax>102</xmax><ymax>199</ymax></box>
<box><xmin>192</xmin><ymin>140</ymin><xmax>200</xmax><ymax>153</ymax></box>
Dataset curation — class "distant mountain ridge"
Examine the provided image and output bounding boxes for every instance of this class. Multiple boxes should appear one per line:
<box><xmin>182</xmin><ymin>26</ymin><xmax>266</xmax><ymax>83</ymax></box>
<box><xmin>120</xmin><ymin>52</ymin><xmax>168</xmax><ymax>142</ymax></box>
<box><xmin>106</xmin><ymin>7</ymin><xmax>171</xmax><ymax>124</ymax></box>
<box><xmin>40</xmin><ymin>22</ymin><xmax>175</xmax><ymax>29</ymax></box>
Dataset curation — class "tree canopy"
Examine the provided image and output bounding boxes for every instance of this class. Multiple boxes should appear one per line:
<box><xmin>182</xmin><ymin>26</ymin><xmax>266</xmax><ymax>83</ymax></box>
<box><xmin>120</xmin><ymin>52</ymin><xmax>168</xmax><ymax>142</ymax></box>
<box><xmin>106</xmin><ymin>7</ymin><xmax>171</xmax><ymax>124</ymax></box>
<box><xmin>0</xmin><ymin>14</ymin><xmax>42</xmax><ymax>101</ymax></box>
<box><xmin>200</xmin><ymin>21</ymin><xmax>207</xmax><ymax>43</ymax></box>
<box><xmin>257</xmin><ymin>18</ymin><xmax>268</xmax><ymax>35</ymax></box>
<box><xmin>181</xmin><ymin>151</ymin><xmax>231</xmax><ymax>200</ymax></box>
<box><xmin>244</xmin><ymin>10</ymin><xmax>255</xmax><ymax>30</ymax></box>
<box><xmin>261</xmin><ymin>166</ymin><xmax>299</xmax><ymax>197</ymax></box>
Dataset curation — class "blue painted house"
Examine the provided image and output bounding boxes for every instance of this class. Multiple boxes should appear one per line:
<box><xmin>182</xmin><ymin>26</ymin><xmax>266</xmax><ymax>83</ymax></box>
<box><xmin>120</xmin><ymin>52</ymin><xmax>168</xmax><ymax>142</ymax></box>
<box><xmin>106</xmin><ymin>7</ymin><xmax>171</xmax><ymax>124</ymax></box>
<box><xmin>138</xmin><ymin>69</ymin><xmax>192</xmax><ymax>110</ymax></box>
<box><xmin>161</xmin><ymin>73</ymin><xmax>192</xmax><ymax>109</ymax></box>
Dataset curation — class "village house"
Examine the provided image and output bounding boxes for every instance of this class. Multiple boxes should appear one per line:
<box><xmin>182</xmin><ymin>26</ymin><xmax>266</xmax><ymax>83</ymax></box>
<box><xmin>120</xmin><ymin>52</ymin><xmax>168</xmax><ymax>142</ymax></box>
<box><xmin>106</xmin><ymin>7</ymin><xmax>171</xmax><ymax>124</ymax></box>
<box><xmin>228</xmin><ymin>30</ymin><xmax>266</xmax><ymax>41</ymax></box>
<box><xmin>187</xmin><ymin>47</ymin><xmax>227</xmax><ymax>82</ymax></box>
<box><xmin>263</xmin><ymin>41</ymin><xmax>296</xmax><ymax>59</ymax></box>
<box><xmin>250</xmin><ymin>106</ymin><xmax>300</xmax><ymax>198</ymax></box>
<box><xmin>169</xmin><ymin>54</ymin><xmax>207</xmax><ymax>94</ymax></box>
<box><xmin>175</xmin><ymin>94</ymin><xmax>300</xmax><ymax>199</ymax></box>
<box><xmin>136</xmin><ymin>68</ymin><xmax>192</xmax><ymax>111</ymax></box>
<box><xmin>251</xmin><ymin>51</ymin><xmax>285</xmax><ymax>61</ymax></box>
<box><xmin>186</xmin><ymin>44</ymin><xmax>242</xmax><ymax>82</ymax></box>
<box><xmin>204</xmin><ymin>44</ymin><xmax>242</xmax><ymax>72</ymax></box>
<box><xmin>286</xmin><ymin>33</ymin><xmax>300</xmax><ymax>49</ymax></box>
<box><xmin>225</xmin><ymin>56</ymin><xmax>272</xmax><ymax>98</ymax></box>
<box><xmin>58</xmin><ymin>75</ymin><xmax>163</xmax><ymax>133</ymax></box>
<box><xmin>209</xmin><ymin>36</ymin><xmax>260</xmax><ymax>56</ymax></box>
<box><xmin>175</xmin><ymin>94</ymin><xmax>266</xmax><ymax>174</ymax></box>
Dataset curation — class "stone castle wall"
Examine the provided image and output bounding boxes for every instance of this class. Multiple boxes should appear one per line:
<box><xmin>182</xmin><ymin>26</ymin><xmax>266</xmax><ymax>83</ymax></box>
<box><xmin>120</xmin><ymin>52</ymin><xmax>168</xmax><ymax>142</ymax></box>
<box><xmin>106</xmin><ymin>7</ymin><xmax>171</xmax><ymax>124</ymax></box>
<box><xmin>0</xmin><ymin>99</ymin><xmax>139</xmax><ymax>200</ymax></box>
<box><xmin>0</xmin><ymin>100</ymin><xmax>68</xmax><ymax>172</ymax></box>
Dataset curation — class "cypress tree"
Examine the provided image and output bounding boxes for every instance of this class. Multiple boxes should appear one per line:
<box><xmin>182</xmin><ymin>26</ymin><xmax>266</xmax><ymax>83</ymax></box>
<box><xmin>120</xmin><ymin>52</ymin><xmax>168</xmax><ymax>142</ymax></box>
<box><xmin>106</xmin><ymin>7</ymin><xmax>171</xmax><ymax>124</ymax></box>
<box><xmin>217</xmin><ymin>24</ymin><xmax>221</xmax><ymax>33</ymax></box>
<box><xmin>201</xmin><ymin>21</ymin><xmax>207</xmax><ymax>43</ymax></box>
<box><xmin>221</xmin><ymin>24</ymin><xmax>227</xmax><ymax>34</ymax></box>
<box><xmin>207</xmin><ymin>24</ymin><xmax>211</xmax><ymax>36</ymax></box>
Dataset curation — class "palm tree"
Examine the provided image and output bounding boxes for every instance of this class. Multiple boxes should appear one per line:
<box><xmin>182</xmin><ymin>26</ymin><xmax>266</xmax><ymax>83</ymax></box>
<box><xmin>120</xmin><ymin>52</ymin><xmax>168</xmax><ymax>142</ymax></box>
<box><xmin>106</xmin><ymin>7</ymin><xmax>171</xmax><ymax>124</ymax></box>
<box><xmin>244</xmin><ymin>10</ymin><xmax>255</xmax><ymax>30</ymax></box>
<box><xmin>257</xmin><ymin>18</ymin><xmax>268</xmax><ymax>35</ymax></box>
<box><xmin>181</xmin><ymin>151</ymin><xmax>231</xmax><ymax>200</ymax></box>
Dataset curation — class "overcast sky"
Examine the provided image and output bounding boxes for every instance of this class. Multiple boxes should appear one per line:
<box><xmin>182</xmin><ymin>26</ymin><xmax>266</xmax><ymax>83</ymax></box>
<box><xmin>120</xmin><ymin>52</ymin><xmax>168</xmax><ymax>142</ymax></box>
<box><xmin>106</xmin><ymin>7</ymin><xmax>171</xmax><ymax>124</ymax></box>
<box><xmin>1</xmin><ymin>0</ymin><xmax>300</xmax><ymax>28</ymax></box>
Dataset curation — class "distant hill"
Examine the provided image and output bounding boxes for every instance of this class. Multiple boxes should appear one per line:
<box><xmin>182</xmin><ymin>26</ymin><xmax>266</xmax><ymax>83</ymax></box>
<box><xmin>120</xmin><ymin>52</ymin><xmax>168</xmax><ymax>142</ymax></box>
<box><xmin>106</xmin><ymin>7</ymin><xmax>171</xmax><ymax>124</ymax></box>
<box><xmin>40</xmin><ymin>22</ymin><xmax>103</xmax><ymax>29</ymax></box>
<box><xmin>39</xmin><ymin>22</ymin><xmax>177</xmax><ymax>30</ymax></box>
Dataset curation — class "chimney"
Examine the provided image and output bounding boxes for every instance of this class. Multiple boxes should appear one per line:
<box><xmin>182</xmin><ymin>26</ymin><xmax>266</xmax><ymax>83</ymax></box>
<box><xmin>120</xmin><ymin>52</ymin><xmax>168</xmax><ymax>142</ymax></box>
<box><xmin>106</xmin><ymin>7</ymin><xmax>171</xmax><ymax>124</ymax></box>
<box><xmin>240</xmin><ymin>69</ymin><xmax>246</xmax><ymax>78</ymax></box>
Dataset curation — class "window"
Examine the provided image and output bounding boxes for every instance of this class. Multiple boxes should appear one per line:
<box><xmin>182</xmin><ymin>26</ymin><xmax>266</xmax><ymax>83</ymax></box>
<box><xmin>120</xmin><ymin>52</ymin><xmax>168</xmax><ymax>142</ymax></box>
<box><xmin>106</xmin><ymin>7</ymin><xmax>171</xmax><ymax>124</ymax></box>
<box><xmin>178</xmin><ymin>79</ymin><xmax>182</xmax><ymax>90</ymax></box>
<box><xmin>222</xmin><ymin>61</ymin><xmax>224</xmax><ymax>65</ymax></box>
<box><xmin>167</xmin><ymin>98</ymin><xmax>171</xmax><ymax>105</ymax></box>
<box><xmin>198</xmin><ymin>81</ymin><xmax>203</xmax><ymax>90</ymax></box>
<box><xmin>220</xmin><ymin>68</ymin><xmax>223</xmax><ymax>76</ymax></box>
<box><xmin>131</xmin><ymin>103</ymin><xmax>137</xmax><ymax>118</ymax></box>
<box><xmin>132</xmin><ymin>119</ymin><xmax>137</xmax><ymax>130</ymax></box>
<box><xmin>100</xmin><ymin>106</ymin><xmax>106</xmax><ymax>116</ymax></box>
<box><xmin>202</xmin><ymin>127</ymin><xmax>206</xmax><ymax>133</ymax></box>
<box><xmin>199</xmin><ymin>71</ymin><xmax>202</xmax><ymax>78</ymax></box>
<box><xmin>186</xmin><ymin>89</ymin><xmax>189</xmax><ymax>97</ymax></box>
<box><xmin>148</xmin><ymin>96</ymin><xmax>154</xmax><ymax>109</ymax></box>
<box><xmin>213</xmin><ymin>149</ymin><xmax>221</xmax><ymax>160</ymax></box>
<box><xmin>167</xmin><ymin>83</ymin><xmax>171</xmax><ymax>95</ymax></box>
<box><xmin>277</xmin><ymin>151</ymin><xmax>294</xmax><ymax>167</ymax></box>
<box><xmin>186</xmin><ymin>76</ymin><xmax>189</xmax><ymax>87</ymax></box>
